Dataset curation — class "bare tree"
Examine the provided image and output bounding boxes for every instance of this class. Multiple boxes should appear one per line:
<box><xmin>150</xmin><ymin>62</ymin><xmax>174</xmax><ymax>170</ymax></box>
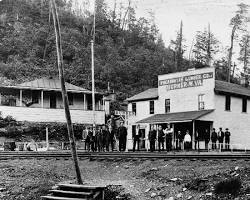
<box><xmin>50</xmin><ymin>0</ymin><xmax>83</xmax><ymax>185</ymax></box>
<box><xmin>227</xmin><ymin>3</ymin><xmax>249</xmax><ymax>82</ymax></box>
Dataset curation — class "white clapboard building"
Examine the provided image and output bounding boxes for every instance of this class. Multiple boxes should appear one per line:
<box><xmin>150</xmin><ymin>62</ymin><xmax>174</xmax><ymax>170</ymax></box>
<box><xmin>0</xmin><ymin>78</ymin><xmax>106</xmax><ymax>124</ymax></box>
<box><xmin>126</xmin><ymin>67</ymin><xmax>250</xmax><ymax>150</ymax></box>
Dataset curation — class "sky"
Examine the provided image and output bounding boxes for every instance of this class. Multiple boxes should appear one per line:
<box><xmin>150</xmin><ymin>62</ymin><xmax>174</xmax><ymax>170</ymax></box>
<box><xmin>83</xmin><ymin>0</ymin><xmax>250</xmax><ymax>71</ymax></box>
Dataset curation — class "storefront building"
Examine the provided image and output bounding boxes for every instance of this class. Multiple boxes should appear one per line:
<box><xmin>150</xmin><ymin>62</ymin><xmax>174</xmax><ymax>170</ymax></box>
<box><xmin>126</xmin><ymin>67</ymin><xmax>250</xmax><ymax>150</ymax></box>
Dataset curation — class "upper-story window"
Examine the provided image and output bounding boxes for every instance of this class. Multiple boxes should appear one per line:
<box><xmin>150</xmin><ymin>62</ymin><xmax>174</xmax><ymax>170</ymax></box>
<box><xmin>225</xmin><ymin>95</ymin><xmax>231</xmax><ymax>111</ymax></box>
<box><xmin>242</xmin><ymin>97</ymin><xmax>247</xmax><ymax>113</ymax></box>
<box><xmin>198</xmin><ymin>94</ymin><xmax>205</xmax><ymax>110</ymax></box>
<box><xmin>149</xmin><ymin>101</ymin><xmax>154</xmax><ymax>114</ymax></box>
<box><xmin>132</xmin><ymin>102</ymin><xmax>136</xmax><ymax>115</ymax></box>
<box><xmin>165</xmin><ymin>99</ymin><xmax>170</xmax><ymax>113</ymax></box>
<box><xmin>68</xmin><ymin>93</ymin><xmax>73</xmax><ymax>105</ymax></box>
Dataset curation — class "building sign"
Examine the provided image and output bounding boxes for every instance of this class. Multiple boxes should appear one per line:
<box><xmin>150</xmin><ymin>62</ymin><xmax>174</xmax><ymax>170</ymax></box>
<box><xmin>115</xmin><ymin>110</ymin><xmax>135</xmax><ymax>116</ymax></box>
<box><xmin>159</xmin><ymin>72</ymin><xmax>213</xmax><ymax>91</ymax></box>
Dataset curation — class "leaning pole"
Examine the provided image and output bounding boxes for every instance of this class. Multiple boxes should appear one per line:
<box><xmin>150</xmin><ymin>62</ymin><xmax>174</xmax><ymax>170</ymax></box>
<box><xmin>50</xmin><ymin>0</ymin><xmax>83</xmax><ymax>184</ymax></box>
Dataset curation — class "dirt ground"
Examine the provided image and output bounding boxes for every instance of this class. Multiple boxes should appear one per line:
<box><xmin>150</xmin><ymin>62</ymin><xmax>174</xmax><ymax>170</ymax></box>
<box><xmin>0</xmin><ymin>158</ymin><xmax>249</xmax><ymax>200</ymax></box>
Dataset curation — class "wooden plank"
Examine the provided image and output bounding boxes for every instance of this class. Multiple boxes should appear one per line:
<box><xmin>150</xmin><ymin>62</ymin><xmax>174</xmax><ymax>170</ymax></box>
<box><xmin>41</xmin><ymin>196</ymin><xmax>88</xmax><ymax>200</ymax></box>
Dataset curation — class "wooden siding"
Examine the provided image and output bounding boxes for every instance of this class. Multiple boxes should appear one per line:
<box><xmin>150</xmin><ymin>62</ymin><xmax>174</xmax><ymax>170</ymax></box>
<box><xmin>0</xmin><ymin>106</ymin><xmax>105</xmax><ymax>124</ymax></box>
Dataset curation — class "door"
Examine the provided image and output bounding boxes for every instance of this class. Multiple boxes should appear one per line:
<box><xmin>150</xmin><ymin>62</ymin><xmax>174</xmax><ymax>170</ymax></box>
<box><xmin>50</xmin><ymin>93</ymin><xmax>57</xmax><ymax>108</ymax></box>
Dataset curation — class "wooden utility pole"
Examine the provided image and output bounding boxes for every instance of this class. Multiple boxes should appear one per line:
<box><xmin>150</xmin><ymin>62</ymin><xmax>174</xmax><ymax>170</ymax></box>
<box><xmin>50</xmin><ymin>0</ymin><xmax>83</xmax><ymax>184</ymax></box>
<box><xmin>91</xmin><ymin>0</ymin><xmax>96</xmax><ymax>136</ymax></box>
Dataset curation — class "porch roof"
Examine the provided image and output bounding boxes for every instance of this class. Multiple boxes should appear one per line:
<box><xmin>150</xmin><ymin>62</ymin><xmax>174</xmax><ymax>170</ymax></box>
<box><xmin>0</xmin><ymin>78</ymin><xmax>99</xmax><ymax>94</ymax></box>
<box><xmin>137</xmin><ymin>109</ymin><xmax>214</xmax><ymax>124</ymax></box>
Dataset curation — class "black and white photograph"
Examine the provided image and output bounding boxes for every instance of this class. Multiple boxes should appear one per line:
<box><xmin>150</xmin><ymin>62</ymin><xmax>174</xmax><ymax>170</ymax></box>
<box><xmin>0</xmin><ymin>0</ymin><xmax>249</xmax><ymax>199</ymax></box>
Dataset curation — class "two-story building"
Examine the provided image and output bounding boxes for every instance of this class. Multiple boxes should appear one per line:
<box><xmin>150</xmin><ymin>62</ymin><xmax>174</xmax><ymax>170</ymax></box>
<box><xmin>126</xmin><ymin>67</ymin><xmax>250</xmax><ymax>150</ymax></box>
<box><xmin>0</xmin><ymin>77</ymin><xmax>106</xmax><ymax>124</ymax></box>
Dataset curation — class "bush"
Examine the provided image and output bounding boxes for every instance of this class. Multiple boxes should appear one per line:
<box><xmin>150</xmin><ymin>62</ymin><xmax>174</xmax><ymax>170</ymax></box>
<box><xmin>0</xmin><ymin>115</ymin><xmax>86</xmax><ymax>141</ymax></box>
<box><xmin>214</xmin><ymin>178</ymin><xmax>242</xmax><ymax>195</ymax></box>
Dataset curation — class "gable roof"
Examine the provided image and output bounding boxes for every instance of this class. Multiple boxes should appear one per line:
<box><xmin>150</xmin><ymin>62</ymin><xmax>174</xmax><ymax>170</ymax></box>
<box><xmin>215</xmin><ymin>80</ymin><xmax>250</xmax><ymax>98</ymax></box>
<box><xmin>1</xmin><ymin>78</ymin><xmax>93</xmax><ymax>94</ymax></box>
<box><xmin>126</xmin><ymin>88</ymin><xmax>158</xmax><ymax>102</ymax></box>
<box><xmin>137</xmin><ymin>109</ymin><xmax>214</xmax><ymax>124</ymax></box>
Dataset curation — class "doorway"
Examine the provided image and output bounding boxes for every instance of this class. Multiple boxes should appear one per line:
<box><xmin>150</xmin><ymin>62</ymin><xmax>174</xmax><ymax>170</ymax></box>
<box><xmin>50</xmin><ymin>93</ymin><xmax>57</xmax><ymax>108</ymax></box>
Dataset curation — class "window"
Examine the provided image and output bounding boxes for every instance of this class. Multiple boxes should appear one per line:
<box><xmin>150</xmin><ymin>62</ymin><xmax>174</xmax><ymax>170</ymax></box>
<box><xmin>68</xmin><ymin>93</ymin><xmax>73</xmax><ymax>105</ymax></box>
<box><xmin>165</xmin><ymin>99</ymin><xmax>170</xmax><ymax>113</ymax></box>
<box><xmin>132</xmin><ymin>103</ymin><xmax>136</xmax><ymax>115</ymax></box>
<box><xmin>242</xmin><ymin>98</ymin><xmax>247</xmax><ymax>113</ymax></box>
<box><xmin>149</xmin><ymin>101</ymin><xmax>154</xmax><ymax>114</ymax></box>
<box><xmin>225</xmin><ymin>95</ymin><xmax>231</xmax><ymax>111</ymax></box>
<box><xmin>198</xmin><ymin>94</ymin><xmax>205</xmax><ymax>110</ymax></box>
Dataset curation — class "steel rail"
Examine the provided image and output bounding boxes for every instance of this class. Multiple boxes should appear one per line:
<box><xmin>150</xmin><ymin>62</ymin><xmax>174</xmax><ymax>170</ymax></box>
<box><xmin>0</xmin><ymin>151</ymin><xmax>250</xmax><ymax>160</ymax></box>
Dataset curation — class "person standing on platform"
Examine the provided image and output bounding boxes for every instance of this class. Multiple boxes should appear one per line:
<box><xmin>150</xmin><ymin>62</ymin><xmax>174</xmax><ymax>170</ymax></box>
<box><xmin>95</xmin><ymin>126</ymin><xmax>103</xmax><ymax>152</ymax></box>
<box><xmin>110</xmin><ymin>126</ymin><xmax>115</xmax><ymax>151</ymax></box>
<box><xmin>158</xmin><ymin>125</ymin><xmax>165</xmax><ymax>152</ymax></box>
<box><xmin>176</xmin><ymin>130</ymin><xmax>182</xmax><ymax>150</ymax></box>
<box><xmin>194</xmin><ymin>130</ymin><xmax>199</xmax><ymax>150</ymax></box>
<box><xmin>102</xmin><ymin>125</ymin><xmax>110</xmax><ymax>151</ymax></box>
<box><xmin>184</xmin><ymin>130</ymin><xmax>191</xmax><ymax>150</ymax></box>
<box><xmin>82</xmin><ymin>127</ymin><xmax>89</xmax><ymax>151</ymax></box>
<box><xmin>211</xmin><ymin>128</ymin><xmax>217</xmax><ymax>150</ymax></box>
<box><xmin>204</xmin><ymin>129</ymin><xmax>210</xmax><ymax>150</ymax></box>
<box><xmin>148</xmin><ymin>125</ymin><xmax>157</xmax><ymax>152</ymax></box>
<box><xmin>224</xmin><ymin>128</ymin><xmax>231</xmax><ymax>150</ymax></box>
<box><xmin>165</xmin><ymin>124</ymin><xmax>173</xmax><ymax>151</ymax></box>
<box><xmin>117</xmin><ymin>121</ymin><xmax>127</xmax><ymax>151</ymax></box>
<box><xmin>218</xmin><ymin>127</ymin><xmax>224</xmax><ymax>150</ymax></box>
<box><xmin>133</xmin><ymin>124</ymin><xmax>142</xmax><ymax>152</ymax></box>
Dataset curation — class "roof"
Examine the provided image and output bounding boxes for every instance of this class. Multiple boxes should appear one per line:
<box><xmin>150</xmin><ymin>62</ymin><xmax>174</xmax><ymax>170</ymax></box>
<box><xmin>0</xmin><ymin>78</ymin><xmax>94</xmax><ymax>94</ymax></box>
<box><xmin>215</xmin><ymin>80</ymin><xmax>250</xmax><ymax>97</ymax></box>
<box><xmin>137</xmin><ymin>109</ymin><xmax>214</xmax><ymax>124</ymax></box>
<box><xmin>126</xmin><ymin>88</ymin><xmax>158</xmax><ymax>102</ymax></box>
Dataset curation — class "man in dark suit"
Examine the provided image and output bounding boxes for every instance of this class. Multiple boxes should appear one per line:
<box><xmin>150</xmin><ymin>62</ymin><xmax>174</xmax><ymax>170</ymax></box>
<box><xmin>148</xmin><ymin>125</ymin><xmax>157</xmax><ymax>152</ymax></box>
<box><xmin>224</xmin><ymin>128</ymin><xmax>231</xmax><ymax>150</ymax></box>
<box><xmin>117</xmin><ymin>121</ymin><xmax>127</xmax><ymax>151</ymax></box>
<box><xmin>211</xmin><ymin>128</ymin><xmax>217</xmax><ymax>150</ymax></box>
<box><xmin>218</xmin><ymin>127</ymin><xmax>224</xmax><ymax>150</ymax></box>
<box><xmin>158</xmin><ymin>125</ymin><xmax>165</xmax><ymax>152</ymax></box>
<box><xmin>133</xmin><ymin>124</ymin><xmax>142</xmax><ymax>152</ymax></box>
<box><xmin>204</xmin><ymin>129</ymin><xmax>210</xmax><ymax>151</ymax></box>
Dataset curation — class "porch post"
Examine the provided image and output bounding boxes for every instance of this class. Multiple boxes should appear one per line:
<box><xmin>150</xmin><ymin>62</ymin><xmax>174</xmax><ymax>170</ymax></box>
<box><xmin>98</xmin><ymin>99</ymin><xmax>101</xmax><ymax>111</ymax></box>
<box><xmin>0</xmin><ymin>92</ymin><xmax>1</xmax><ymax>106</ymax></box>
<box><xmin>172</xmin><ymin>123</ymin><xmax>175</xmax><ymax>150</ymax></box>
<box><xmin>192</xmin><ymin>120</ymin><xmax>195</xmax><ymax>150</ymax></box>
<box><xmin>19</xmin><ymin>89</ymin><xmax>22</xmax><ymax>107</ymax></box>
<box><xmin>46</xmin><ymin>127</ymin><xmax>49</xmax><ymax>151</ymax></box>
<box><xmin>83</xmin><ymin>94</ymin><xmax>86</xmax><ymax>110</ymax></box>
<box><xmin>41</xmin><ymin>90</ymin><xmax>44</xmax><ymax>108</ymax></box>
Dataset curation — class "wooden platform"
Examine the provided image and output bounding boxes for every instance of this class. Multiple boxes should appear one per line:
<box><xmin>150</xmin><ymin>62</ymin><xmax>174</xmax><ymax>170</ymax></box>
<box><xmin>41</xmin><ymin>184</ymin><xmax>106</xmax><ymax>200</ymax></box>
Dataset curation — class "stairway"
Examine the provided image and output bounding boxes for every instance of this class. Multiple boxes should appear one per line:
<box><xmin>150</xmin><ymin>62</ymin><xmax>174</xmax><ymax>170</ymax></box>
<box><xmin>41</xmin><ymin>183</ymin><xmax>106</xmax><ymax>200</ymax></box>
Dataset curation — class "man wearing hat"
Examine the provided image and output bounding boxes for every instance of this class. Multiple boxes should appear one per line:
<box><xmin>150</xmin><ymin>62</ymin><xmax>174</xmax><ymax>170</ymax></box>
<box><xmin>218</xmin><ymin>127</ymin><xmax>224</xmax><ymax>150</ymax></box>
<box><xmin>224</xmin><ymin>128</ymin><xmax>231</xmax><ymax>150</ymax></box>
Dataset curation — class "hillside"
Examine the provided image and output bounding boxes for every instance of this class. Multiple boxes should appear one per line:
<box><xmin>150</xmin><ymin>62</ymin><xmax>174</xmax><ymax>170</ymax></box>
<box><xmin>0</xmin><ymin>0</ymin><xmax>187</xmax><ymax>101</ymax></box>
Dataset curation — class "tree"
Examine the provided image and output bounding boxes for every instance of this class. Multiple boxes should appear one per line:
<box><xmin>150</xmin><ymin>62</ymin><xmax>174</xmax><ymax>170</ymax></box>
<box><xmin>227</xmin><ymin>3</ymin><xmax>249</xmax><ymax>82</ymax></box>
<box><xmin>238</xmin><ymin>34</ymin><xmax>250</xmax><ymax>86</ymax></box>
<box><xmin>192</xmin><ymin>26</ymin><xmax>219</xmax><ymax>68</ymax></box>
<box><xmin>170</xmin><ymin>21</ymin><xmax>185</xmax><ymax>71</ymax></box>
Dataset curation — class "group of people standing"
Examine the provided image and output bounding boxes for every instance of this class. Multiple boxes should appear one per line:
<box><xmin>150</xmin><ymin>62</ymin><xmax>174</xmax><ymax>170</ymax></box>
<box><xmin>211</xmin><ymin>127</ymin><xmax>231</xmax><ymax>150</ymax></box>
<box><xmin>82</xmin><ymin>120</ymin><xmax>128</xmax><ymax>152</ymax></box>
<box><xmin>147</xmin><ymin>125</ymin><xmax>193</xmax><ymax>152</ymax></box>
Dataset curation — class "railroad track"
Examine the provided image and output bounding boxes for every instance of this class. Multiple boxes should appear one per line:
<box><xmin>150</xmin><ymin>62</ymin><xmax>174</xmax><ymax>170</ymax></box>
<box><xmin>0</xmin><ymin>151</ymin><xmax>250</xmax><ymax>160</ymax></box>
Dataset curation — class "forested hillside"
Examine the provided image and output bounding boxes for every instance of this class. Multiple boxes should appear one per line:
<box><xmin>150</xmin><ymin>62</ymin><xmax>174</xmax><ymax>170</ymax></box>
<box><xmin>0</xmin><ymin>0</ymin><xmax>249</xmax><ymax>101</ymax></box>
<box><xmin>0</xmin><ymin>0</ymin><xmax>183</xmax><ymax>101</ymax></box>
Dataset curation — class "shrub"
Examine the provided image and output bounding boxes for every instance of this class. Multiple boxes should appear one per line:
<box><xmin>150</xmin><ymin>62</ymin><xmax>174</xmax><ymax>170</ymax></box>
<box><xmin>0</xmin><ymin>115</ymin><xmax>86</xmax><ymax>141</ymax></box>
<box><xmin>214</xmin><ymin>178</ymin><xmax>242</xmax><ymax>195</ymax></box>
